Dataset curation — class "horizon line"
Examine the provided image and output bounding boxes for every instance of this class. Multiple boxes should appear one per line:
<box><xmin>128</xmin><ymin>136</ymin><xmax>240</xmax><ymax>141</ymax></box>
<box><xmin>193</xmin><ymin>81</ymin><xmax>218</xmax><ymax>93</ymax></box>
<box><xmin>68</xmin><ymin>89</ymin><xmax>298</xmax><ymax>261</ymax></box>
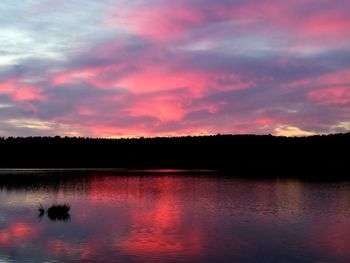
<box><xmin>1</xmin><ymin>132</ymin><xmax>349</xmax><ymax>140</ymax></box>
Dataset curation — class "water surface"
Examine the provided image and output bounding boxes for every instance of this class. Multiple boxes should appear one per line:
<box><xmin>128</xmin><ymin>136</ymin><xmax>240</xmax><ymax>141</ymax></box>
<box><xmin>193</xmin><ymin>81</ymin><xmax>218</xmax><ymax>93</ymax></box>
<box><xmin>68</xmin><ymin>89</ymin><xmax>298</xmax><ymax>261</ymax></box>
<box><xmin>1</xmin><ymin>171</ymin><xmax>350</xmax><ymax>263</ymax></box>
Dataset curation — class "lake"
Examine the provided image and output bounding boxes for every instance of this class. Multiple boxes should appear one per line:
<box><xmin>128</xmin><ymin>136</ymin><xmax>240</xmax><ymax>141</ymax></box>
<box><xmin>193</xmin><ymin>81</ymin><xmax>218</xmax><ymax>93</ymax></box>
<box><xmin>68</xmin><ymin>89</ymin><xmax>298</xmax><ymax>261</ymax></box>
<box><xmin>1</xmin><ymin>170</ymin><xmax>350</xmax><ymax>263</ymax></box>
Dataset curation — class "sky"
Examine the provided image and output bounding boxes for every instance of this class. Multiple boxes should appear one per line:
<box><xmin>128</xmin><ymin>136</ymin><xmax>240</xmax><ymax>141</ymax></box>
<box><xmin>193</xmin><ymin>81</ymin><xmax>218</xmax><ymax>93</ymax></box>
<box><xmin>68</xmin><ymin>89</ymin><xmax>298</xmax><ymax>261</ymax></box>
<box><xmin>0</xmin><ymin>0</ymin><xmax>349</xmax><ymax>137</ymax></box>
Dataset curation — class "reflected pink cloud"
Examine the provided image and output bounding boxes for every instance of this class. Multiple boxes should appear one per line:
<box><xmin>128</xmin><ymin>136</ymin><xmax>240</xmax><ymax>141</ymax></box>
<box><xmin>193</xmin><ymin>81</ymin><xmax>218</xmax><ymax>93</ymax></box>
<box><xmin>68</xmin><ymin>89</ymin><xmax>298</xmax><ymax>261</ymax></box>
<box><xmin>89</xmin><ymin>176</ymin><xmax>145</xmax><ymax>204</ymax></box>
<box><xmin>0</xmin><ymin>222</ymin><xmax>41</xmax><ymax>246</ymax></box>
<box><xmin>307</xmin><ymin>218</ymin><xmax>350</xmax><ymax>261</ymax></box>
<box><xmin>2</xmin><ymin>175</ymin><xmax>350</xmax><ymax>262</ymax></box>
<box><xmin>119</xmin><ymin>227</ymin><xmax>203</xmax><ymax>259</ymax></box>
<box><xmin>47</xmin><ymin>237</ymin><xmax>110</xmax><ymax>261</ymax></box>
<box><xmin>117</xmin><ymin>177</ymin><xmax>204</xmax><ymax>258</ymax></box>
<box><xmin>72</xmin><ymin>176</ymin><xmax>205</xmax><ymax>261</ymax></box>
<box><xmin>48</xmin><ymin>239</ymin><xmax>79</xmax><ymax>258</ymax></box>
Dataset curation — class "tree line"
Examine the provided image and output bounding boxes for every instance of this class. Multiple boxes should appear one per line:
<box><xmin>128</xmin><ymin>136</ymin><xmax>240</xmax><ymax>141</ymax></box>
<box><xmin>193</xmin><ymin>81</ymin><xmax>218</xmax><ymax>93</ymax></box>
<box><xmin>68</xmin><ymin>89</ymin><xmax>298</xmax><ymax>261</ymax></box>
<box><xmin>0</xmin><ymin>133</ymin><xmax>349</xmax><ymax>177</ymax></box>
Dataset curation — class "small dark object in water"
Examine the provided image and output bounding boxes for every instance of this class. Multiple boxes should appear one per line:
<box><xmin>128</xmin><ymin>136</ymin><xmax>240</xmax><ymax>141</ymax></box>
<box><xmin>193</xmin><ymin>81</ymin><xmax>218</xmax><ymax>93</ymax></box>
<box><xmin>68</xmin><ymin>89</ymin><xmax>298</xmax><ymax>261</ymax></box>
<box><xmin>47</xmin><ymin>203</ymin><xmax>71</xmax><ymax>221</ymax></box>
<box><xmin>38</xmin><ymin>203</ymin><xmax>45</xmax><ymax>216</ymax></box>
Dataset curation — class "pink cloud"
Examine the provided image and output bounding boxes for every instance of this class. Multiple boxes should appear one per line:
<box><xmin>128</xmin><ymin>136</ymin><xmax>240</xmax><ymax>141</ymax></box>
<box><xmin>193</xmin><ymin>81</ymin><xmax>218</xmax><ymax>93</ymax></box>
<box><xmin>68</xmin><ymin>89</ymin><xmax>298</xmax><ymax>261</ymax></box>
<box><xmin>0</xmin><ymin>80</ymin><xmax>15</xmax><ymax>93</ymax></box>
<box><xmin>89</xmin><ymin>125</ymin><xmax>150</xmax><ymax>138</ymax></box>
<box><xmin>317</xmin><ymin>70</ymin><xmax>350</xmax><ymax>86</ymax></box>
<box><xmin>127</xmin><ymin>94</ymin><xmax>187</xmax><ymax>122</ymax></box>
<box><xmin>110</xmin><ymin>4</ymin><xmax>206</xmax><ymax>40</ymax></box>
<box><xmin>255</xmin><ymin>117</ymin><xmax>275</xmax><ymax>126</ymax></box>
<box><xmin>51</xmin><ymin>65</ymin><xmax>127</xmax><ymax>88</ymax></box>
<box><xmin>2</xmin><ymin>0</ymin><xmax>350</xmax><ymax>137</ymax></box>
<box><xmin>309</xmin><ymin>87</ymin><xmax>350</xmax><ymax>105</ymax></box>
<box><xmin>0</xmin><ymin>80</ymin><xmax>44</xmax><ymax>102</ymax></box>
<box><xmin>86</xmin><ymin>123</ymin><xmax>218</xmax><ymax>138</ymax></box>
<box><xmin>126</xmin><ymin>91</ymin><xmax>225</xmax><ymax>123</ymax></box>
<box><xmin>12</xmin><ymin>86</ymin><xmax>45</xmax><ymax>102</ymax></box>
<box><xmin>117</xmin><ymin>69</ymin><xmax>206</xmax><ymax>94</ymax></box>
<box><xmin>289</xmin><ymin>69</ymin><xmax>350</xmax><ymax>90</ymax></box>
<box><xmin>110</xmin><ymin>0</ymin><xmax>350</xmax><ymax>51</ymax></box>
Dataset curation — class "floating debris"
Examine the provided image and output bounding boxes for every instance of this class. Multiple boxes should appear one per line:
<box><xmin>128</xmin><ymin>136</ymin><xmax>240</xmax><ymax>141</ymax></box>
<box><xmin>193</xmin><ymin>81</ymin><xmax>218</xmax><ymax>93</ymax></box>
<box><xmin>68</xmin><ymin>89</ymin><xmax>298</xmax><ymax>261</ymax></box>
<box><xmin>37</xmin><ymin>203</ymin><xmax>71</xmax><ymax>222</ymax></box>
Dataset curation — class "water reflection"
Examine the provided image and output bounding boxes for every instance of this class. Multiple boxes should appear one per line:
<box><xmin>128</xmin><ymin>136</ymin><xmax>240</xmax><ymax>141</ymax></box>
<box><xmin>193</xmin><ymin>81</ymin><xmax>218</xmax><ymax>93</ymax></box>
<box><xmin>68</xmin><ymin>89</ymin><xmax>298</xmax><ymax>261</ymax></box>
<box><xmin>0</xmin><ymin>171</ymin><xmax>350</xmax><ymax>262</ymax></box>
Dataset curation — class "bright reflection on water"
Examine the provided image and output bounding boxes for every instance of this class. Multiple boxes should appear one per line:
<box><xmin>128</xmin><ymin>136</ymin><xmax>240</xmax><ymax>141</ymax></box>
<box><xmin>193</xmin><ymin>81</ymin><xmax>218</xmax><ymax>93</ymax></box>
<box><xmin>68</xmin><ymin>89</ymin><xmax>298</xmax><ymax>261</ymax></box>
<box><xmin>1</xmin><ymin>171</ymin><xmax>350</xmax><ymax>263</ymax></box>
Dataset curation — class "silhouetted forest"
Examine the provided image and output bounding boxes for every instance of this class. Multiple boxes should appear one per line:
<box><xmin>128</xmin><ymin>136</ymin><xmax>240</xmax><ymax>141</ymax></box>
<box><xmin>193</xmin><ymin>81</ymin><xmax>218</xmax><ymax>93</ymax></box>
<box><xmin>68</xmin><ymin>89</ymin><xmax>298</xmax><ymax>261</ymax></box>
<box><xmin>0</xmin><ymin>133</ymin><xmax>349</xmax><ymax>176</ymax></box>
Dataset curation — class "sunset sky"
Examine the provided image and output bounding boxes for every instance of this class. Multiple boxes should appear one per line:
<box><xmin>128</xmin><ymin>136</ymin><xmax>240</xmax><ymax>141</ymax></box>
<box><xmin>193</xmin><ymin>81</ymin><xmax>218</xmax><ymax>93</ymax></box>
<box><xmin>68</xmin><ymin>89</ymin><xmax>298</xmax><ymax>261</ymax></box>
<box><xmin>0</xmin><ymin>0</ymin><xmax>349</xmax><ymax>137</ymax></box>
